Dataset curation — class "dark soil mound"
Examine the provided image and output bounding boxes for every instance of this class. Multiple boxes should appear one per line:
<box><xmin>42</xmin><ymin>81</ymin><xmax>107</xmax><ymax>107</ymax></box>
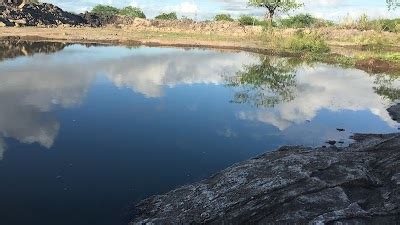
<box><xmin>0</xmin><ymin>3</ymin><xmax>87</xmax><ymax>26</ymax></box>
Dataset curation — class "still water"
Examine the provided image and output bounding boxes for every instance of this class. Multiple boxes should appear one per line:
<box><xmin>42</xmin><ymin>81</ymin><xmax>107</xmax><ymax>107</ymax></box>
<box><xmin>0</xmin><ymin>41</ymin><xmax>399</xmax><ymax>225</ymax></box>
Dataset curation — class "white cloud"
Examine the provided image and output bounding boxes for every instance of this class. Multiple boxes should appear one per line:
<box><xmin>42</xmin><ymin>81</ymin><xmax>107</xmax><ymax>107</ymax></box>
<box><xmin>163</xmin><ymin>1</ymin><xmax>199</xmax><ymax>15</ymax></box>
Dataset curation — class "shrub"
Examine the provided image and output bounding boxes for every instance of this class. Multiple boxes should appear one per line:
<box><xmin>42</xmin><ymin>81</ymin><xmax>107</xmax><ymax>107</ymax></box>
<box><xmin>280</xmin><ymin>14</ymin><xmax>317</xmax><ymax>28</ymax></box>
<box><xmin>287</xmin><ymin>31</ymin><xmax>330</xmax><ymax>53</ymax></box>
<box><xmin>214</xmin><ymin>14</ymin><xmax>234</xmax><ymax>22</ymax></box>
<box><xmin>348</xmin><ymin>14</ymin><xmax>400</xmax><ymax>32</ymax></box>
<box><xmin>375</xmin><ymin>19</ymin><xmax>400</xmax><ymax>32</ymax></box>
<box><xmin>155</xmin><ymin>12</ymin><xmax>178</xmax><ymax>20</ymax></box>
<box><xmin>119</xmin><ymin>6</ymin><xmax>146</xmax><ymax>18</ymax></box>
<box><xmin>238</xmin><ymin>15</ymin><xmax>258</xmax><ymax>25</ymax></box>
<box><xmin>357</xmin><ymin>14</ymin><xmax>371</xmax><ymax>31</ymax></box>
<box><xmin>91</xmin><ymin>5</ymin><xmax>120</xmax><ymax>16</ymax></box>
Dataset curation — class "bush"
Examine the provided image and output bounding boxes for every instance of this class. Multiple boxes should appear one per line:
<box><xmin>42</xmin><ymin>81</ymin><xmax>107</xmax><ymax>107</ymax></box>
<box><xmin>238</xmin><ymin>15</ymin><xmax>258</xmax><ymax>25</ymax></box>
<box><xmin>155</xmin><ymin>12</ymin><xmax>178</xmax><ymax>20</ymax></box>
<box><xmin>347</xmin><ymin>14</ymin><xmax>400</xmax><ymax>32</ymax></box>
<box><xmin>214</xmin><ymin>14</ymin><xmax>234</xmax><ymax>22</ymax></box>
<box><xmin>288</xmin><ymin>31</ymin><xmax>330</xmax><ymax>54</ymax></box>
<box><xmin>280</xmin><ymin>14</ymin><xmax>334</xmax><ymax>28</ymax></box>
<box><xmin>280</xmin><ymin>14</ymin><xmax>317</xmax><ymax>28</ymax></box>
<box><xmin>91</xmin><ymin>5</ymin><xmax>120</xmax><ymax>16</ymax></box>
<box><xmin>119</xmin><ymin>6</ymin><xmax>146</xmax><ymax>18</ymax></box>
<box><xmin>375</xmin><ymin>18</ymin><xmax>400</xmax><ymax>32</ymax></box>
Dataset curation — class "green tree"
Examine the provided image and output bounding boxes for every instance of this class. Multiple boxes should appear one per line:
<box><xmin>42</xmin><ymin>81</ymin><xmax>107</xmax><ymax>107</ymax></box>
<box><xmin>91</xmin><ymin>5</ymin><xmax>120</xmax><ymax>16</ymax></box>
<box><xmin>119</xmin><ymin>6</ymin><xmax>146</xmax><ymax>18</ymax></box>
<box><xmin>248</xmin><ymin>0</ymin><xmax>303</xmax><ymax>25</ymax></box>
<box><xmin>226</xmin><ymin>56</ymin><xmax>298</xmax><ymax>108</ymax></box>
<box><xmin>214</xmin><ymin>14</ymin><xmax>234</xmax><ymax>22</ymax></box>
<box><xmin>155</xmin><ymin>12</ymin><xmax>178</xmax><ymax>20</ymax></box>
<box><xmin>387</xmin><ymin>0</ymin><xmax>400</xmax><ymax>10</ymax></box>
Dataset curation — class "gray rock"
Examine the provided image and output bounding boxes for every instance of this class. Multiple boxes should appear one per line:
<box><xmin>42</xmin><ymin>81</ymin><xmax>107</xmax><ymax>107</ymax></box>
<box><xmin>388</xmin><ymin>103</ymin><xmax>400</xmax><ymax>123</ymax></box>
<box><xmin>131</xmin><ymin>133</ymin><xmax>400</xmax><ymax>224</ymax></box>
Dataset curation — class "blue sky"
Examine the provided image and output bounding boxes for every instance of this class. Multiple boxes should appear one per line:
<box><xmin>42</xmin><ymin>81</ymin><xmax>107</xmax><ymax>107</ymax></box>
<box><xmin>46</xmin><ymin>0</ymin><xmax>400</xmax><ymax>20</ymax></box>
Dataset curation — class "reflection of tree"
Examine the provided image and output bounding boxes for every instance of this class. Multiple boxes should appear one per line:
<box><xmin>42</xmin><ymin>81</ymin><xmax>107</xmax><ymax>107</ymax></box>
<box><xmin>0</xmin><ymin>40</ymin><xmax>72</xmax><ymax>62</ymax></box>
<box><xmin>373</xmin><ymin>75</ymin><xmax>400</xmax><ymax>102</ymax></box>
<box><xmin>226</xmin><ymin>56</ymin><xmax>298</xmax><ymax>107</ymax></box>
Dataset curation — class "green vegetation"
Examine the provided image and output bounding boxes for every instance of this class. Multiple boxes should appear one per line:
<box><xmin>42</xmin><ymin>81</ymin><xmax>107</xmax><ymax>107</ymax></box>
<box><xmin>91</xmin><ymin>5</ymin><xmax>146</xmax><ymax>18</ymax></box>
<box><xmin>238</xmin><ymin>15</ymin><xmax>258</xmax><ymax>25</ymax></box>
<box><xmin>214</xmin><ymin>14</ymin><xmax>234</xmax><ymax>22</ymax></box>
<box><xmin>155</xmin><ymin>12</ymin><xmax>178</xmax><ymax>20</ymax></box>
<box><xmin>119</xmin><ymin>6</ymin><xmax>146</xmax><ymax>18</ymax></box>
<box><xmin>279</xmin><ymin>14</ymin><xmax>333</xmax><ymax>28</ymax></box>
<box><xmin>91</xmin><ymin>5</ymin><xmax>120</xmax><ymax>16</ymax></box>
<box><xmin>387</xmin><ymin>0</ymin><xmax>400</xmax><ymax>10</ymax></box>
<box><xmin>287</xmin><ymin>31</ymin><xmax>330</xmax><ymax>54</ymax></box>
<box><xmin>248</xmin><ymin>0</ymin><xmax>303</xmax><ymax>25</ymax></box>
<box><xmin>341</xmin><ymin>14</ymin><xmax>400</xmax><ymax>32</ymax></box>
<box><xmin>238</xmin><ymin>15</ymin><xmax>268</xmax><ymax>26</ymax></box>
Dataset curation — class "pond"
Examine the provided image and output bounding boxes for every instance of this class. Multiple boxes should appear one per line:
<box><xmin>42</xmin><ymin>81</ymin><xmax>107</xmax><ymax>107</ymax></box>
<box><xmin>0</xmin><ymin>41</ymin><xmax>399</xmax><ymax>225</ymax></box>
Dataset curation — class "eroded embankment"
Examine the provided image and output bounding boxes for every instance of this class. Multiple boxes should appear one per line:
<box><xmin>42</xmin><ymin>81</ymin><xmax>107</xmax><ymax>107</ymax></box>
<box><xmin>132</xmin><ymin>132</ymin><xmax>400</xmax><ymax>224</ymax></box>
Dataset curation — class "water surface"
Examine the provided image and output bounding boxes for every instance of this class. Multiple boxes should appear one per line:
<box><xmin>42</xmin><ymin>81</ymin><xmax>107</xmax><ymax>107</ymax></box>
<box><xmin>0</xmin><ymin>41</ymin><xmax>399</xmax><ymax>225</ymax></box>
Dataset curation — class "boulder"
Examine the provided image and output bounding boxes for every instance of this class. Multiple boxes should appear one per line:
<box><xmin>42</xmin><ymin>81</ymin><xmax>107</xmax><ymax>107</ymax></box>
<box><xmin>132</xmin><ymin>133</ymin><xmax>400</xmax><ymax>224</ymax></box>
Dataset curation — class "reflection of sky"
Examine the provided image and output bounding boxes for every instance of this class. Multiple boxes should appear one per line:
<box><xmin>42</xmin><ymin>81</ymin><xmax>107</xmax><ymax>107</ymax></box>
<box><xmin>238</xmin><ymin>64</ymin><xmax>400</xmax><ymax>131</ymax></box>
<box><xmin>1</xmin><ymin>44</ymin><xmax>400</xmax><ymax>225</ymax></box>
<box><xmin>0</xmin><ymin>45</ymin><xmax>399</xmax><ymax>158</ymax></box>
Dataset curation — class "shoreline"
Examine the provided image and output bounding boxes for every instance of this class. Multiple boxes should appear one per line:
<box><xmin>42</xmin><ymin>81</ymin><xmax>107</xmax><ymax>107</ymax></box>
<box><xmin>1</xmin><ymin>27</ymin><xmax>400</xmax><ymax>74</ymax></box>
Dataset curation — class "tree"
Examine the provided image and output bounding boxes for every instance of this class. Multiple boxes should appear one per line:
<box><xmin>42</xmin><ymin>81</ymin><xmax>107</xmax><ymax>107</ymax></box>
<box><xmin>91</xmin><ymin>5</ymin><xmax>120</xmax><ymax>16</ymax></box>
<box><xmin>387</xmin><ymin>0</ymin><xmax>400</xmax><ymax>10</ymax></box>
<box><xmin>214</xmin><ymin>14</ymin><xmax>234</xmax><ymax>22</ymax></box>
<box><xmin>248</xmin><ymin>0</ymin><xmax>303</xmax><ymax>25</ymax></box>
<box><xmin>155</xmin><ymin>12</ymin><xmax>178</xmax><ymax>20</ymax></box>
<box><xmin>119</xmin><ymin>6</ymin><xmax>146</xmax><ymax>18</ymax></box>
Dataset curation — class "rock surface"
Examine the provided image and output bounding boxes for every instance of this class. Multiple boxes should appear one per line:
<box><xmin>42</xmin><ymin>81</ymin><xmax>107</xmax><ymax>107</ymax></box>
<box><xmin>0</xmin><ymin>3</ymin><xmax>87</xmax><ymax>27</ymax></box>
<box><xmin>132</xmin><ymin>133</ymin><xmax>400</xmax><ymax>224</ymax></box>
<box><xmin>388</xmin><ymin>103</ymin><xmax>400</xmax><ymax>123</ymax></box>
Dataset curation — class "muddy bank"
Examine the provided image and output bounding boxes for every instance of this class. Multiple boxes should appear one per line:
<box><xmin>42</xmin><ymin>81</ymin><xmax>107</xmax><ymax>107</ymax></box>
<box><xmin>132</xmin><ymin>133</ymin><xmax>400</xmax><ymax>224</ymax></box>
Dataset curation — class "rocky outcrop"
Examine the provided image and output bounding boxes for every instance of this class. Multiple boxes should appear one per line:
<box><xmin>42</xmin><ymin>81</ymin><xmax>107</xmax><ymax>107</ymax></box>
<box><xmin>388</xmin><ymin>103</ymin><xmax>400</xmax><ymax>123</ymax></box>
<box><xmin>132</xmin><ymin>133</ymin><xmax>400</xmax><ymax>224</ymax></box>
<box><xmin>0</xmin><ymin>3</ymin><xmax>86</xmax><ymax>26</ymax></box>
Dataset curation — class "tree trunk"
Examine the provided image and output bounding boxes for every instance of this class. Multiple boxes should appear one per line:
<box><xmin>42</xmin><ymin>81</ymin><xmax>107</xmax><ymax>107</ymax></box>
<box><xmin>268</xmin><ymin>9</ymin><xmax>275</xmax><ymax>27</ymax></box>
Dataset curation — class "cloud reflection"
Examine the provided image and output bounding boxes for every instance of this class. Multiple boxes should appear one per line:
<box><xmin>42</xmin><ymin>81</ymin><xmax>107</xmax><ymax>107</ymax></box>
<box><xmin>236</xmin><ymin>64</ymin><xmax>400</xmax><ymax>130</ymax></box>
<box><xmin>0</xmin><ymin>43</ymin><xmax>399</xmax><ymax>159</ymax></box>
<box><xmin>0</xmin><ymin>45</ymin><xmax>253</xmax><ymax>158</ymax></box>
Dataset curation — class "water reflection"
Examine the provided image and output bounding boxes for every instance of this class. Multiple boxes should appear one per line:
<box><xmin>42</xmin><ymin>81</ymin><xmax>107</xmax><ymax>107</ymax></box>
<box><xmin>226</xmin><ymin>56</ymin><xmax>297</xmax><ymax>107</ymax></box>
<box><xmin>0</xmin><ymin>40</ymin><xmax>70</xmax><ymax>61</ymax></box>
<box><xmin>230</xmin><ymin>57</ymin><xmax>400</xmax><ymax>131</ymax></box>
<box><xmin>373</xmin><ymin>74</ymin><xmax>400</xmax><ymax>101</ymax></box>
<box><xmin>0</xmin><ymin>42</ymin><xmax>255</xmax><ymax>158</ymax></box>
<box><xmin>1</xmin><ymin>41</ymin><xmax>400</xmax><ymax>225</ymax></box>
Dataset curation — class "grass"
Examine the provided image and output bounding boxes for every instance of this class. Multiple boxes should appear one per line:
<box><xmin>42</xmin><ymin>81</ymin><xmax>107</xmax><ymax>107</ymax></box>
<box><xmin>286</xmin><ymin>31</ymin><xmax>330</xmax><ymax>54</ymax></box>
<box><xmin>340</xmin><ymin>14</ymin><xmax>400</xmax><ymax>33</ymax></box>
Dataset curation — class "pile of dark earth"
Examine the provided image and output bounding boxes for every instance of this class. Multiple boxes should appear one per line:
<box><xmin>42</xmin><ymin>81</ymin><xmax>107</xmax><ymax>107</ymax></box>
<box><xmin>132</xmin><ymin>131</ymin><xmax>400</xmax><ymax>224</ymax></box>
<box><xmin>0</xmin><ymin>3</ymin><xmax>107</xmax><ymax>27</ymax></box>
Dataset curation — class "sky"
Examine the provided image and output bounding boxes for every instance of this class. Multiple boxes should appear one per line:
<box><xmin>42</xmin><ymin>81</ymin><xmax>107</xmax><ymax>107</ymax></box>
<box><xmin>45</xmin><ymin>0</ymin><xmax>400</xmax><ymax>21</ymax></box>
